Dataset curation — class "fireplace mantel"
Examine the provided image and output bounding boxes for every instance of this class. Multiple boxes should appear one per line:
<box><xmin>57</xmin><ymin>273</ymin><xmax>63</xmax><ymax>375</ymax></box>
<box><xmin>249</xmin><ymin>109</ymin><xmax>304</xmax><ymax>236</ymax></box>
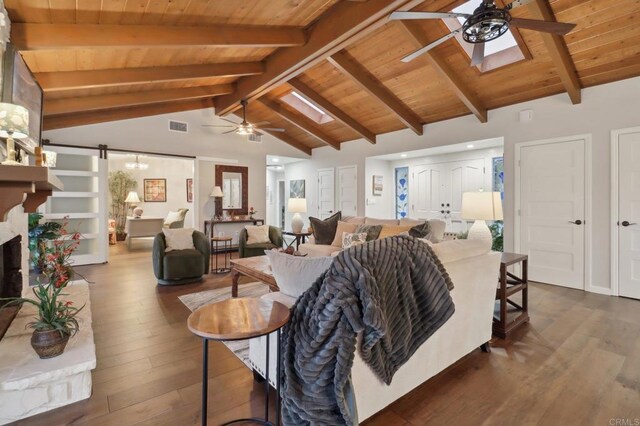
<box><xmin>0</xmin><ymin>165</ymin><xmax>63</xmax><ymax>221</ymax></box>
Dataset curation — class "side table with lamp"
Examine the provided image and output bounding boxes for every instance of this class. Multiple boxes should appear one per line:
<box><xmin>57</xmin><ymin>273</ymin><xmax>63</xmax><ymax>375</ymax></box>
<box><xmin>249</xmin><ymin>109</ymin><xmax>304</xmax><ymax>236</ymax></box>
<box><xmin>288</xmin><ymin>197</ymin><xmax>307</xmax><ymax>234</ymax></box>
<box><xmin>0</xmin><ymin>102</ymin><xmax>30</xmax><ymax>166</ymax></box>
<box><xmin>125</xmin><ymin>191</ymin><xmax>142</xmax><ymax>218</ymax></box>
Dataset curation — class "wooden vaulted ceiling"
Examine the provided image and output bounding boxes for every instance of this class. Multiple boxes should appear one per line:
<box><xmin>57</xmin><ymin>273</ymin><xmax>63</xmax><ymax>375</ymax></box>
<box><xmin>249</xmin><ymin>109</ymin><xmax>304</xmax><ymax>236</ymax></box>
<box><xmin>6</xmin><ymin>0</ymin><xmax>640</xmax><ymax>156</ymax></box>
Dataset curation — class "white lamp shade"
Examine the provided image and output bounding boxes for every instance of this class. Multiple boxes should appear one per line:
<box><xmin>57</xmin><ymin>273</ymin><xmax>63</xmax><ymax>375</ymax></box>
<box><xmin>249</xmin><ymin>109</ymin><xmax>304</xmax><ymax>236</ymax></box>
<box><xmin>461</xmin><ymin>192</ymin><xmax>503</xmax><ymax>221</ymax></box>
<box><xmin>125</xmin><ymin>191</ymin><xmax>140</xmax><ymax>203</ymax></box>
<box><xmin>288</xmin><ymin>198</ymin><xmax>307</xmax><ymax>213</ymax></box>
<box><xmin>210</xmin><ymin>186</ymin><xmax>223</xmax><ymax>197</ymax></box>
<box><xmin>0</xmin><ymin>103</ymin><xmax>29</xmax><ymax>139</ymax></box>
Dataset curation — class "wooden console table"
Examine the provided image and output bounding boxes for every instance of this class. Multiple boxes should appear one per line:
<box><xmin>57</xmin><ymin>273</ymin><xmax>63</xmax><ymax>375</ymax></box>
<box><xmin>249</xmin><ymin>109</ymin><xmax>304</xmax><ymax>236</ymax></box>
<box><xmin>493</xmin><ymin>252</ymin><xmax>529</xmax><ymax>338</ymax></box>
<box><xmin>204</xmin><ymin>218</ymin><xmax>264</xmax><ymax>252</ymax></box>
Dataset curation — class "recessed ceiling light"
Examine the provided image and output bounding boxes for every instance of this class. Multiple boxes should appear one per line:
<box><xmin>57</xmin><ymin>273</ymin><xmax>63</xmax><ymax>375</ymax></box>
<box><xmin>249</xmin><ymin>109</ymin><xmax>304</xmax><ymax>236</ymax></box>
<box><xmin>400</xmin><ymin>153</ymin><xmax>408</xmax><ymax>158</ymax></box>
<box><xmin>272</xmin><ymin>158</ymin><xmax>280</xmax><ymax>162</ymax></box>
<box><xmin>467</xmin><ymin>144</ymin><xmax>474</xmax><ymax>149</ymax></box>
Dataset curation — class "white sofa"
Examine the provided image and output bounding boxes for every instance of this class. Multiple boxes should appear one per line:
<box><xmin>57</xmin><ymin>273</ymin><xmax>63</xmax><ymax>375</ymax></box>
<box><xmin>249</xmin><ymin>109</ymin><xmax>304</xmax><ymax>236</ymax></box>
<box><xmin>249</xmin><ymin>237</ymin><xmax>501</xmax><ymax>422</ymax></box>
<box><xmin>298</xmin><ymin>217</ymin><xmax>447</xmax><ymax>257</ymax></box>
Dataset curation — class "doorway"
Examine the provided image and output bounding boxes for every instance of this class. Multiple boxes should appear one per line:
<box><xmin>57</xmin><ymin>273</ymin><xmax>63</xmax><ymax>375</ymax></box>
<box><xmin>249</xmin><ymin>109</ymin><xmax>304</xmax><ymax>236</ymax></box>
<box><xmin>515</xmin><ymin>135</ymin><xmax>592</xmax><ymax>290</ymax></box>
<box><xmin>317</xmin><ymin>168</ymin><xmax>335</xmax><ymax>220</ymax></box>
<box><xmin>337</xmin><ymin>165</ymin><xmax>357</xmax><ymax>217</ymax></box>
<box><xmin>277</xmin><ymin>180</ymin><xmax>285</xmax><ymax>229</ymax></box>
<box><xmin>612</xmin><ymin>127</ymin><xmax>640</xmax><ymax>299</ymax></box>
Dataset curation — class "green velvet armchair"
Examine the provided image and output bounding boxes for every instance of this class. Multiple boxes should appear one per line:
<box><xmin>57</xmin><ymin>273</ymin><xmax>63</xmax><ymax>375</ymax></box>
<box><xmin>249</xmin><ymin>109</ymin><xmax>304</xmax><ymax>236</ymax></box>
<box><xmin>163</xmin><ymin>208</ymin><xmax>189</xmax><ymax>229</ymax></box>
<box><xmin>238</xmin><ymin>226</ymin><xmax>283</xmax><ymax>258</ymax></box>
<box><xmin>152</xmin><ymin>230</ymin><xmax>210</xmax><ymax>285</ymax></box>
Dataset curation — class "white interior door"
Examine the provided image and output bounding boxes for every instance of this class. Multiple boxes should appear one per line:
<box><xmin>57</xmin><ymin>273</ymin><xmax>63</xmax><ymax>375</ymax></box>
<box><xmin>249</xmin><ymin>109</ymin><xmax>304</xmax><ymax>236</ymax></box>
<box><xmin>617</xmin><ymin>131</ymin><xmax>640</xmax><ymax>299</ymax></box>
<box><xmin>337</xmin><ymin>166</ymin><xmax>357</xmax><ymax>217</ymax></box>
<box><xmin>518</xmin><ymin>138</ymin><xmax>586</xmax><ymax>289</ymax></box>
<box><xmin>412</xmin><ymin>165</ymin><xmax>444</xmax><ymax>219</ymax></box>
<box><xmin>317</xmin><ymin>168</ymin><xmax>335</xmax><ymax>220</ymax></box>
<box><xmin>447</xmin><ymin>160</ymin><xmax>484</xmax><ymax>220</ymax></box>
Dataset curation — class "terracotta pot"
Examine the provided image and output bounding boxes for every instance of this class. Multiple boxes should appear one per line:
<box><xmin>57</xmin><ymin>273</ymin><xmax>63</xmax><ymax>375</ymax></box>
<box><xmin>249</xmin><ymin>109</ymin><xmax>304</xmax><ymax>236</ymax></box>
<box><xmin>31</xmin><ymin>329</ymin><xmax>70</xmax><ymax>359</ymax></box>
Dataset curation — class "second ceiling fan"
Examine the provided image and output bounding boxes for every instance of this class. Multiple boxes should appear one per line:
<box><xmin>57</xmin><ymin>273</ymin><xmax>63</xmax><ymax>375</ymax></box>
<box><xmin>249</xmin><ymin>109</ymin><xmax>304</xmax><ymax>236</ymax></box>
<box><xmin>390</xmin><ymin>0</ymin><xmax>576</xmax><ymax>66</ymax></box>
<box><xmin>202</xmin><ymin>99</ymin><xmax>285</xmax><ymax>137</ymax></box>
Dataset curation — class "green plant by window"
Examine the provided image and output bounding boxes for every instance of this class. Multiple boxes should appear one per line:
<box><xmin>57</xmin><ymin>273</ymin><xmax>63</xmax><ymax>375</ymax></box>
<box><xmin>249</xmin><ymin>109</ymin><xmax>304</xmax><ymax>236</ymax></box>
<box><xmin>489</xmin><ymin>221</ymin><xmax>504</xmax><ymax>252</ymax></box>
<box><xmin>108</xmin><ymin>170</ymin><xmax>137</xmax><ymax>235</ymax></box>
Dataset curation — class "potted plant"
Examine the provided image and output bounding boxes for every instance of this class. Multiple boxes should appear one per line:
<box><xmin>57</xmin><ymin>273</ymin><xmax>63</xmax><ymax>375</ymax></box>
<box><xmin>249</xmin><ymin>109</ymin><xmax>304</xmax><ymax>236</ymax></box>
<box><xmin>248</xmin><ymin>206</ymin><xmax>257</xmax><ymax>219</ymax></box>
<box><xmin>28</xmin><ymin>213</ymin><xmax>62</xmax><ymax>274</ymax></box>
<box><xmin>489</xmin><ymin>221</ymin><xmax>504</xmax><ymax>252</ymax></box>
<box><xmin>1</xmin><ymin>221</ymin><xmax>84</xmax><ymax>359</ymax></box>
<box><xmin>108</xmin><ymin>170</ymin><xmax>137</xmax><ymax>241</ymax></box>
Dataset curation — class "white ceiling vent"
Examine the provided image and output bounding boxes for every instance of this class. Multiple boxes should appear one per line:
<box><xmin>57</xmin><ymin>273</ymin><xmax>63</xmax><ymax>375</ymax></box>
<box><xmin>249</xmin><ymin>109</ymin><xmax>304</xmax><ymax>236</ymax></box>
<box><xmin>247</xmin><ymin>133</ymin><xmax>262</xmax><ymax>143</ymax></box>
<box><xmin>168</xmin><ymin>120</ymin><xmax>188</xmax><ymax>133</ymax></box>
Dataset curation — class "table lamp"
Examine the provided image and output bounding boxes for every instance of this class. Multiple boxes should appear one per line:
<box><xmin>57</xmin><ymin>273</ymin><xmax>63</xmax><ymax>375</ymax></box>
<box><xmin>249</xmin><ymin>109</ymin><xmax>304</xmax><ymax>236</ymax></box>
<box><xmin>288</xmin><ymin>198</ymin><xmax>307</xmax><ymax>233</ymax></box>
<box><xmin>461</xmin><ymin>191</ymin><xmax>503</xmax><ymax>246</ymax></box>
<box><xmin>210</xmin><ymin>186</ymin><xmax>223</xmax><ymax>219</ymax></box>
<box><xmin>125</xmin><ymin>191</ymin><xmax>142</xmax><ymax>218</ymax></box>
<box><xmin>0</xmin><ymin>102</ymin><xmax>29</xmax><ymax>166</ymax></box>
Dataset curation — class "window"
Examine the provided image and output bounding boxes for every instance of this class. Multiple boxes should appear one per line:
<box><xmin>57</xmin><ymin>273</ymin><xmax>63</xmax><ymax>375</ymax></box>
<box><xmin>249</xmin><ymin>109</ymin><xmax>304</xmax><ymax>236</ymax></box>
<box><xmin>280</xmin><ymin>91</ymin><xmax>334</xmax><ymax>124</ymax></box>
<box><xmin>444</xmin><ymin>0</ymin><xmax>526</xmax><ymax>71</ymax></box>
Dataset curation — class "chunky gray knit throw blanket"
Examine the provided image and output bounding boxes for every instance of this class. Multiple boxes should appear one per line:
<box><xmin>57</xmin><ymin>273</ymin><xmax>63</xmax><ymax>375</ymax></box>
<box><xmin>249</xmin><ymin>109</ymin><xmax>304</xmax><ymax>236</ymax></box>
<box><xmin>281</xmin><ymin>235</ymin><xmax>455</xmax><ymax>425</ymax></box>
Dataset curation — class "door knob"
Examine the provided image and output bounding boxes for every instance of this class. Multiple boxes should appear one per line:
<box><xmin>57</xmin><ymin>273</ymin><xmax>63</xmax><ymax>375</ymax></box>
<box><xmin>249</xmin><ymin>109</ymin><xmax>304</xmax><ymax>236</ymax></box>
<box><xmin>568</xmin><ymin>220</ymin><xmax>583</xmax><ymax>225</ymax></box>
<box><xmin>621</xmin><ymin>221</ymin><xmax>637</xmax><ymax>227</ymax></box>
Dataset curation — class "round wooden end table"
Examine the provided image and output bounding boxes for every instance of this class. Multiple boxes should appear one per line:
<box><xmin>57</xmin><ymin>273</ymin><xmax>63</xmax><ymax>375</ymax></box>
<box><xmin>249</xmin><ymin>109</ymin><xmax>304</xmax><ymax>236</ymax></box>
<box><xmin>210</xmin><ymin>236</ymin><xmax>232</xmax><ymax>274</ymax></box>
<box><xmin>187</xmin><ymin>298</ymin><xmax>290</xmax><ymax>426</ymax></box>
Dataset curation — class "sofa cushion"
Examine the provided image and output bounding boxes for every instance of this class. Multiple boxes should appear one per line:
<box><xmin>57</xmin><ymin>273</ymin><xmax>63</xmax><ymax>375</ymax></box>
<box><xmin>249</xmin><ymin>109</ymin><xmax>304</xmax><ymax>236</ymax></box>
<box><xmin>420</xmin><ymin>237</ymin><xmax>490</xmax><ymax>263</ymax></box>
<box><xmin>378</xmin><ymin>224</ymin><xmax>413</xmax><ymax>239</ymax></box>
<box><xmin>342</xmin><ymin>216</ymin><xmax>366</xmax><ymax>225</ymax></box>
<box><xmin>365</xmin><ymin>218</ymin><xmax>400</xmax><ymax>226</ymax></box>
<box><xmin>331</xmin><ymin>221</ymin><xmax>358</xmax><ymax>246</ymax></box>
<box><xmin>163</xmin><ymin>249</ymin><xmax>204</xmax><ymax>278</ymax></box>
<box><xmin>342</xmin><ymin>232</ymin><xmax>368</xmax><ymax>249</ymax></box>
<box><xmin>265</xmin><ymin>250</ymin><xmax>333</xmax><ymax>298</ymax></box>
<box><xmin>428</xmin><ymin>219</ymin><xmax>446</xmax><ymax>243</ymax></box>
<box><xmin>399</xmin><ymin>218</ymin><xmax>425</xmax><ymax>227</ymax></box>
<box><xmin>246</xmin><ymin>224</ymin><xmax>270</xmax><ymax>245</ymax></box>
<box><xmin>409</xmin><ymin>221</ymin><xmax>432</xmax><ymax>239</ymax></box>
<box><xmin>354</xmin><ymin>224</ymin><xmax>383</xmax><ymax>241</ymax></box>
<box><xmin>309</xmin><ymin>211</ymin><xmax>341</xmax><ymax>245</ymax></box>
<box><xmin>299</xmin><ymin>243</ymin><xmax>340</xmax><ymax>257</ymax></box>
<box><xmin>245</xmin><ymin>242</ymin><xmax>278</xmax><ymax>250</ymax></box>
<box><xmin>162</xmin><ymin>228</ymin><xmax>195</xmax><ymax>252</ymax></box>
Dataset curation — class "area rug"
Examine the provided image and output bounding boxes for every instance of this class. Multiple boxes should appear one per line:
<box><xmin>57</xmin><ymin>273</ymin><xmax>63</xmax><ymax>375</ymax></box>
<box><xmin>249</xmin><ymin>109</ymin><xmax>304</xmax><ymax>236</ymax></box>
<box><xmin>178</xmin><ymin>283</ymin><xmax>269</xmax><ymax>369</ymax></box>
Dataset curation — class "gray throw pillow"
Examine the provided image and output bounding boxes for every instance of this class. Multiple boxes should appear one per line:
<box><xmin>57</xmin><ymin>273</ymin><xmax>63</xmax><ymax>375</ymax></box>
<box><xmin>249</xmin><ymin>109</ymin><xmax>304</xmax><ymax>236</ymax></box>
<box><xmin>409</xmin><ymin>221</ymin><xmax>432</xmax><ymax>239</ymax></box>
<box><xmin>309</xmin><ymin>211</ymin><xmax>342</xmax><ymax>245</ymax></box>
<box><xmin>354</xmin><ymin>224</ymin><xmax>383</xmax><ymax>241</ymax></box>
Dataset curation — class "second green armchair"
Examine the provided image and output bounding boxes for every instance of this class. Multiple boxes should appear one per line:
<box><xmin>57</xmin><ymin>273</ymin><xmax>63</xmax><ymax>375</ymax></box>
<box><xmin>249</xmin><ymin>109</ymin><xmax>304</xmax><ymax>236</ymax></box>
<box><xmin>238</xmin><ymin>226</ymin><xmax>283</xmax><ymax>258</ymax></box>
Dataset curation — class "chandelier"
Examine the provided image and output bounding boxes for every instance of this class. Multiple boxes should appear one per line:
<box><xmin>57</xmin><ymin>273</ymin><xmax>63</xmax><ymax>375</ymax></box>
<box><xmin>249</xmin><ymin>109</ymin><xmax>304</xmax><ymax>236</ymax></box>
<box><xmin>125</xmin><ymin>155</ymin><xmax>149</xmax><ymax>170</ymax></box>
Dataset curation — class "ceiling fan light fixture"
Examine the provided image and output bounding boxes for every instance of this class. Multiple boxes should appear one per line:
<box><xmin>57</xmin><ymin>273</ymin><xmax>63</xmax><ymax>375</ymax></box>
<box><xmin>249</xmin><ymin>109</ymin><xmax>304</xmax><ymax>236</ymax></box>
<box><xmin>462</xmin><ymin>5</ymin><xmax>511</xmax><ymax>43</ymax></box>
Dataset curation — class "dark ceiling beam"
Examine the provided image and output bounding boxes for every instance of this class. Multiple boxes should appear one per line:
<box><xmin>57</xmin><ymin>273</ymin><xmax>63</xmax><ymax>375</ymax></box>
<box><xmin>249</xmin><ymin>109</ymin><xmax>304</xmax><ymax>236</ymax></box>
<box><xmin>328</xmin><ymin>51</ymin><xmax>423</xmax><ymax>135</ymax></box>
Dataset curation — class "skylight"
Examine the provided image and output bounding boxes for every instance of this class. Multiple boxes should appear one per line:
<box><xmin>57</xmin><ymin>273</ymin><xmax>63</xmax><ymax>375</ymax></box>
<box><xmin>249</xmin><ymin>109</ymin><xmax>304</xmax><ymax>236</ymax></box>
<box><xmin>453</xmin><ymin>0</ymin><xmax>518</xmax><ymax>56</ymax></box>
<box><xmin>280</xmin><ymin>91</ymin><xmax>334</xmax><ymax>125</ymax></box>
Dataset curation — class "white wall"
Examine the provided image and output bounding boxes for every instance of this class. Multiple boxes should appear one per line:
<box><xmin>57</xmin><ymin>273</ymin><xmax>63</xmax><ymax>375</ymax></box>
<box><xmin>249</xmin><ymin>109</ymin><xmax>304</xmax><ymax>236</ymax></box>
<box><xmin>284</xmin><ymin>76</ymin><xmax>640</xmax><ymax>294</ymax></box>
<box><xmin>108</xmin><ymin>154</ymin><xmax>194</xmax><ymax>227</ymax></box>
<box><xmin>364</xmin><ymin>159</ymin><xmax>395</xmax><ymax>218</ymax></box>
<box><xmin>43</xmin><ymin>107</ymin><xmax>309</xmax><ymax>234</ymax></box>
<box><xmin>266</xmin><ymin>169</ymin><xmax>284</xmax><ymax>226</ymax></box>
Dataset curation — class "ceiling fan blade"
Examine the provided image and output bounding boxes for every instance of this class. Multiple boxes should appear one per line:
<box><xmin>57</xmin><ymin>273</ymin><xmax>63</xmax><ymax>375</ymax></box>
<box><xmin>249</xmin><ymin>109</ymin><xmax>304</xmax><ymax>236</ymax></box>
<box><xmin>510</xmin><ymin>18</ymin><xmax>576</xmax><ymax>35</ymax></box>
<box><xmin>401</xmin><ymin>29</ymin><xmax>461</xmax><ymax>63</ymax></box>
<box><xmin>389</xmin><ymin>11</ymin><xmax>471</xmax><ymax>20</ymax></box>
<box><xmin>202</xmin><ymin>125</ymin><xmax>235</xmax><ymax>128</ymax></box>
<box><xmin>219</xmin><ymin>117</ymin><xmax>240</xmax><ymax>125</ymax></box>
<box><xmin>252</xmin><ymin>121</ymin><xmax>271</xmax><ymax>126</ymax></box>
<box><xmin>259</xmin><ymin>127</ymin><xmax>286</xmax><ymax>132</ymax></box>
<box><xmin>222</xmin><ymin>129</ymin><xmax>236</xmax><ymax>134</ymax></box>
<box><xmin>471</xmin><ymin>42</ymin><xmax>485</xmax><ymax>66</ymax></box>
<box><xmin>504</xmin><ymin>0</ymin><xmax>536</xmax><ymax>11</ymax></box>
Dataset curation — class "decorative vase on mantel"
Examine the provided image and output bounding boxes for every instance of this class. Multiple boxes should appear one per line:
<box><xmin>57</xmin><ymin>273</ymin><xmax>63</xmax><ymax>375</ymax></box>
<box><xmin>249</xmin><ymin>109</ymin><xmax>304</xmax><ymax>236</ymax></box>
<box><xmin>31</xmin><ymin>329</ymin><xmax>70</xmax><ymax>359</ymax></box>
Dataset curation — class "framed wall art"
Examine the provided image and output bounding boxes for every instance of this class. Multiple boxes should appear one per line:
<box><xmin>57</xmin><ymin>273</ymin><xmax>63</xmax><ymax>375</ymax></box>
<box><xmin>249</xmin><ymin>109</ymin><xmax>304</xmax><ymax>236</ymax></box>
<box><xmin>372</xmin><ymin>175</ymin><xmax>383</xmax><ymax>196</ymax></box>
<box><xmin>186</xmin><ymin>178</ymin><xmax>193</xmax><ymax>203</ymax></box>
<box><xmin>144</xmin><ymin>178</ymin><xmax>167</xmax><ymax>202</ymax></box>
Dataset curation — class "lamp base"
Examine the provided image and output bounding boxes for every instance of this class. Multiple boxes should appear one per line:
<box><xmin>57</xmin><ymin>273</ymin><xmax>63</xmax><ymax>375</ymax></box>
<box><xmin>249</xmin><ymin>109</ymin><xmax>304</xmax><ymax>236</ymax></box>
<box><xmin>467</xmin><ymin>220</ymin><xmax>493</xmax><ymax>249</ymax></box>
<box><xmin>291</xmin><ymin>213</ymin><xmax>304</xmax><ymax>234</ymax></box>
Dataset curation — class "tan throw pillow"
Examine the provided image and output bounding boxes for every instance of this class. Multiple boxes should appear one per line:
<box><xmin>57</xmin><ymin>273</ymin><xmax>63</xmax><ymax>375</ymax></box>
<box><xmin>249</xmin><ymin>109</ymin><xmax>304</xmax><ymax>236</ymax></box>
<box><xmin>246</xmin><ymin>224</ymin><xmax>270</xmax><ymax>245</ymax></box>
<box><xmin>378</xmin><ymin>224</ymin><xmax>413</xmax><ymax>239</ymax></box>
<box><xmin>331</xmin><ymin>221</ymin><xmax>358</xmax><ymax>247</ymax></box>
<box><xmin>162</xmin><ymin>228</ymin><xmax>194</xmax><ymax>252</ymax></box>
<box><xmin>342</xmin><ymin>232</ymin><xmax>368</xmax><ymax>249</ymax></box>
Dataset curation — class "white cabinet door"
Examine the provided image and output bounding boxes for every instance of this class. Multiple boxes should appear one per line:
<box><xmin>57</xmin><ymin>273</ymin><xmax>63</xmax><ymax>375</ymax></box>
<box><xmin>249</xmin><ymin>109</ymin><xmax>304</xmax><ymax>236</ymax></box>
<box><xmin>337</xmin><ymin>166</ymin><xmax>357</xmax><ymax>216</ymax></box>
<box><xmin>317</xmin><ymin>168</ymin><xmax>335</xmax><ymax>220</ymax></box>
<box><xmin>519</xmin><ymin>139</ymin><xmax>585</xmax><ymax>289</ymax></box>
<box><xmin>618</xmin><ymin>132</ymin><xmax>640</xmax><ymax>299</ymax></box>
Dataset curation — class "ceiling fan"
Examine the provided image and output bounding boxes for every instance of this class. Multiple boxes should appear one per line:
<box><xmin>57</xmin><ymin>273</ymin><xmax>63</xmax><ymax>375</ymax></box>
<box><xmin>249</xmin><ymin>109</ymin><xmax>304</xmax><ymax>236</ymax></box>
<box><xmin>202</xmin><ymin>99</ymin><xmax>285</xmax><ymax>136</ymax></box>
<box><xmin>390</xmin><ymin>0</ymin><xmax>576</xmax><ymax>66</ymax></box>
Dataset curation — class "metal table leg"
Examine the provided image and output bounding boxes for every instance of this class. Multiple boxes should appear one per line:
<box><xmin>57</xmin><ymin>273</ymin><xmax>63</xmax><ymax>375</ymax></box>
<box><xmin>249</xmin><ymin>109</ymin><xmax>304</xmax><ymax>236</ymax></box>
<box><xmin>202</xmin><ymin>339</ymin><xmax>208</xmax><ymax>426</ymax></box>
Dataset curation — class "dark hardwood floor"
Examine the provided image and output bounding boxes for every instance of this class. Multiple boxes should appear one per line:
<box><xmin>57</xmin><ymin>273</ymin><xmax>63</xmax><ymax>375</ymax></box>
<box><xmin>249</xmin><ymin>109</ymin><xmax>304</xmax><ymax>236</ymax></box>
<box><xmin>14</xmin><ymin>241</ymin><xmax>640</xmax><ymax>425</ymax></box>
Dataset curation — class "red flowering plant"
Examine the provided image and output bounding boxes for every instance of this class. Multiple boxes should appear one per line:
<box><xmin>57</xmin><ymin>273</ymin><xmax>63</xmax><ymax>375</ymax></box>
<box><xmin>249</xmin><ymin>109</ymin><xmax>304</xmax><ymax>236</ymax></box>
<box><xmin>1</xmin><ymin>219</ymin><xmax>85</xmax><ymax>336</ymax></box>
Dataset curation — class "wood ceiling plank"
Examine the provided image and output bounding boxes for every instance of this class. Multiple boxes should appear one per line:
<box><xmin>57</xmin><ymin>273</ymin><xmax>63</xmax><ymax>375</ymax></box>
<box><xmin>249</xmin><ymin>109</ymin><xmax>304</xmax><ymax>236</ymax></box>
<box><xmin>526</xmin><ymin>0</ymin><xmax>582</xmax><ymax>104</ymax></box>
<box><xmin>398</xmin><ymin>21</ymin><xmax>488</xmax><ymax>123</ymax></box>
<box><xmin>328</xmin><ymin>51</ymin><xmax>423</xmax><ymax>135</ymax></box>
<box><xmin>99</xmin><ymin>0</ymin><xmax>127</xmax><ymax>25</ymax></box>
<box><xmin>44</xmin><ymin>84</ymin><xmax>234</xmax><ymax>116</ymax></box>
<box><xmin>287</xmin><ymin>78</ymin><xmax>377</xmax><ymax>144</ymax></box>
<box><xmin>43</xmin><ymin>98</ymin><xmax>215</xmax><ymax>131</ymax></box>
<box><xmin>119</xmin><ymin>0</ymin><xmax>150</xmax><ymax>25</ymax></box>
<box><xmin>36</xmin><ymin>62</ymin><xmax>264</xmax><ymax>92</ymax></box>
<box><xmin>76</xmin><ymin>0</ymin><xmax>103</xmax><ymax>24</ymax></box>
<box><xmin>259</xmin><ymin>98</ymin><xmax>341</xmax><ymax>150</ymax></box>
<box><xmin>214</xmin><ymin>0</ymin><xmax>424</xmax><ymax>116</ymax></box>
<box><xmin>48</xmin><ymin>0</ymin><xmax>77</xmax><ymax>23</ymax></box>
<box><xmin>11</xmin><ymin>23</ymin><xmax>307</xmax><ymax>50</ymax></box>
